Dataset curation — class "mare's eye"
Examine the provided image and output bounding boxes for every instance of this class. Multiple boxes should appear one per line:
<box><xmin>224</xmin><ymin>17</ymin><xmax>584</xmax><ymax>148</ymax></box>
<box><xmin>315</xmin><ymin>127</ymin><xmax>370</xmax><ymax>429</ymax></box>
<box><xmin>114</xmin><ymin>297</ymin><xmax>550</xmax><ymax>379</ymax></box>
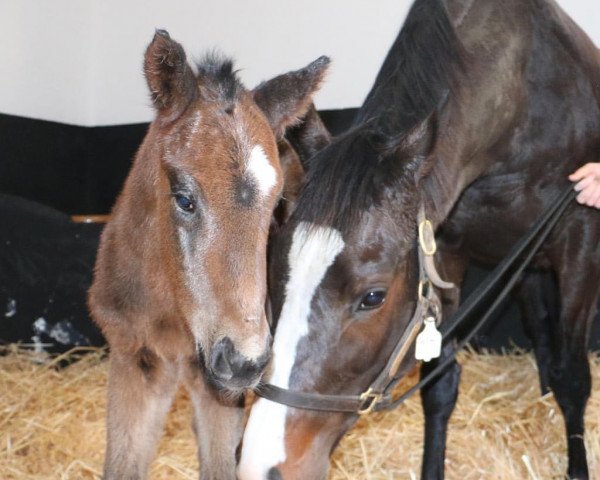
<box><xmin>358</xmin><ymin>289</ymin><xmax>387</xmax><ymax>311</ymax></box>
<box><xmin>174</xmin><ymin>193</ymin><xmax>195</xmax><ymax>213</ymax></box>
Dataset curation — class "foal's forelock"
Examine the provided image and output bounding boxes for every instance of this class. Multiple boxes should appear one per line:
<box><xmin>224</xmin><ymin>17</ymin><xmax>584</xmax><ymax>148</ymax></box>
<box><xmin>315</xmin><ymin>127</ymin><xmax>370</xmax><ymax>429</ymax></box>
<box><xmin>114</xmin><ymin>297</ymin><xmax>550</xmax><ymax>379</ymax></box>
<box><xmin>239</xmin><ymin>222</ymin><xmax>345</xmax><ymax>479</ymax></box>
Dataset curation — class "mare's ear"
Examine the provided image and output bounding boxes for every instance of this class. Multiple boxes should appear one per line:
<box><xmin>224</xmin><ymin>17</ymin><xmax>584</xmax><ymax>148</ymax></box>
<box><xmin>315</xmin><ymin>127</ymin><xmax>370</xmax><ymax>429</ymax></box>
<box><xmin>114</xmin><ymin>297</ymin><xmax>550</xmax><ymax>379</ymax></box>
<box><xmin>380</xmin><ymin>112</ymin><xmax>438</xmax><ymax>183</ymax></box>
<box><xmin>253</xmin><ymin>56</ymin><xmax>330</xmax><ymax>138</ymax></box>
<box><xmin>284</xmin><ymin>104</ymin><xmax>332</xmax><ymax>171</ymax></box>
<box><xmin>144</xmin><ymin>30</ymin><xmax>197</xmax><ymax>121</ymax></box>
<box><xmin>372</xmin><ymin>112</ymin><xmax>438</xmax><ymax>190</ymax></box>
<box><xmin>398</xmin><ymin>112</ymin><xmax>437</xmax><ymax>161</ymax></box>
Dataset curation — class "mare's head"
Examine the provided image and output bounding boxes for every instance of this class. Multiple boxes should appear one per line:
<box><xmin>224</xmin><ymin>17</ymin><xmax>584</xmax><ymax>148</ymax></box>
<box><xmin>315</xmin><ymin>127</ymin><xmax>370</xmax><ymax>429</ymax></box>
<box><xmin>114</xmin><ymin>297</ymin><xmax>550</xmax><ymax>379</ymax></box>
<box><xmin>239</xmin><ymin>0</ymin><xmax>463</xmax><ymax>474</ymax></box>
<box><xmin>141</xmin><ymin>31</ymin><xmax>329</xmax><ymax>392</ymax></box>
<box><xmin>239</xmin><ymin>118</ymin><xmax>439</xmax><ymax>479</ymax></box>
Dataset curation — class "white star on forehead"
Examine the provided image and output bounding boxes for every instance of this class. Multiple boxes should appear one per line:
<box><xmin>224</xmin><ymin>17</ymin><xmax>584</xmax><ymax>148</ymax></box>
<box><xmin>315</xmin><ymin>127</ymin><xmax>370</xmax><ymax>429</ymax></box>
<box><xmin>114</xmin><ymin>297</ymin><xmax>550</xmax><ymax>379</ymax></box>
<box><xmin>246</xmin><ymin>145</ymin><xmax>277</xmax><ymax>196</ymax></box>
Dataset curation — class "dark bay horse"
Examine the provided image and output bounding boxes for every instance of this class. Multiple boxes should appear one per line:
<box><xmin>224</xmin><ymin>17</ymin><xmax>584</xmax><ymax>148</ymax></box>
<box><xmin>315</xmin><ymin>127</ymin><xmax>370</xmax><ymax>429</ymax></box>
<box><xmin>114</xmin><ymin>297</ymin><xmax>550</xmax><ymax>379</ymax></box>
<box><xmin>88</xmin><ymin>30</ymin><xmax>329</xmax><ymax>479</ymax></box>
<box><xmin>239</xmin><ymin>0</ymin><xmax>600</xmax><ymax>478</ymax></box>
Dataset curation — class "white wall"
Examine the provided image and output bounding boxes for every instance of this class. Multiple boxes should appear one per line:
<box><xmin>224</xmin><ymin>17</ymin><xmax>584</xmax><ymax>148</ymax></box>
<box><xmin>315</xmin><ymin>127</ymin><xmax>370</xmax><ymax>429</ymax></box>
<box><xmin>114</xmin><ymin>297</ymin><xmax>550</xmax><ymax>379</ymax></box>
<box><xmin>1</xmin><ymin>0</ymin><xmax>598</xmax><ymax>126</ymax></box>
<box><xmin>87</xmin><ymin>0</ymin><xmax>410</xmax><ymax>126</ymax></box>
<box><xmin>2</xmin><ymin>1</ymin><xmax>96</xmax><ymax>125</ymax></box>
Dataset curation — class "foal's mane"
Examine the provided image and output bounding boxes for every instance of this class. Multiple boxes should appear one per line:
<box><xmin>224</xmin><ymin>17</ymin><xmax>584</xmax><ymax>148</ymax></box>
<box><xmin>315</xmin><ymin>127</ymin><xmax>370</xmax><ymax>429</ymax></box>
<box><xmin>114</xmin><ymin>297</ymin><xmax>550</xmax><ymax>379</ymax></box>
<box><xmin>294</xmin><ymin>0</ymin><xmax>464</xmax><ymax>235</ymax></box>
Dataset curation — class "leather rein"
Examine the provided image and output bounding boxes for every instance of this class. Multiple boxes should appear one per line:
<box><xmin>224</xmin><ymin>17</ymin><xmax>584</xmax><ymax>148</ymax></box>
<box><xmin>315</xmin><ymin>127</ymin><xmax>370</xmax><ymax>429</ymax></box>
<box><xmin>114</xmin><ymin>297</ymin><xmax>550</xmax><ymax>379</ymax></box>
<box><xmin>256</xmin><ymin>187</ymin><xmax>576</xmax><ymax>415</ymax></box>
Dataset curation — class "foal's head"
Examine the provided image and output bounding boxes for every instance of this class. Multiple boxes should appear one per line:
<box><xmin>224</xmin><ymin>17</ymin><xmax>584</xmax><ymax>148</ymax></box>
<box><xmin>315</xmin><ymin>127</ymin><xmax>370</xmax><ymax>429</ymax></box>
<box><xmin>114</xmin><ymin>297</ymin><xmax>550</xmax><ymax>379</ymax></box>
<box><xmin>239</xmin><ymin>118</ymin><xmax>438</xmax><ymax>478</ymax></box>
<box><xmin>142</xmin><ymin>31</ymin><xmax>329</xmax><ymax>391</ymax></box>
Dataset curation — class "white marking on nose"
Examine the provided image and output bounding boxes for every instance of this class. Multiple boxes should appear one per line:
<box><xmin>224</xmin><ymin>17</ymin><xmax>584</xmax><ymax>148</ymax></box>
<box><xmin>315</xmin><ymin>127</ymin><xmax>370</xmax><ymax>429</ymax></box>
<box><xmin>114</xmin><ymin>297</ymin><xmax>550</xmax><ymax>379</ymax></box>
<box><xmin>238</xmin><ymin>222</ymin><xmax>345</xmax><ymax>480</ymax></box>
<box><xmin>247</xmin><ymin>145</ymin><xmax>277</xmax><ymax>196</ymax></box>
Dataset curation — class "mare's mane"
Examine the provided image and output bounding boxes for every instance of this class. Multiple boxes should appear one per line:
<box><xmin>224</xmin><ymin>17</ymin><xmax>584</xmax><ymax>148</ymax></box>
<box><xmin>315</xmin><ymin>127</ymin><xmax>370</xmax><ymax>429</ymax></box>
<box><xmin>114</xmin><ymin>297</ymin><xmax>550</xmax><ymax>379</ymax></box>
<box><xmin>294</xmin><ymin>0</ymin><xmax>464</xmax><ymax>234</ymax></box>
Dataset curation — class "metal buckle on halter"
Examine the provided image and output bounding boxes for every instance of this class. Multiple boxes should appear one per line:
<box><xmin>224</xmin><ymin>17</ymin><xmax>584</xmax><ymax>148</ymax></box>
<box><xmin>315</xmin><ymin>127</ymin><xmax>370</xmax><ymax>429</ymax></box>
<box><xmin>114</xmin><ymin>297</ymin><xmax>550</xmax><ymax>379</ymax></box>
<box><xmin>418</xmin><ymin>218</ymin><xmax>437</xmax><ymax>256</ymax></box>
<box><xmin>358</xmin><ymin>387</ymin><xmax>383</xmax><ymax>415</ymax></box>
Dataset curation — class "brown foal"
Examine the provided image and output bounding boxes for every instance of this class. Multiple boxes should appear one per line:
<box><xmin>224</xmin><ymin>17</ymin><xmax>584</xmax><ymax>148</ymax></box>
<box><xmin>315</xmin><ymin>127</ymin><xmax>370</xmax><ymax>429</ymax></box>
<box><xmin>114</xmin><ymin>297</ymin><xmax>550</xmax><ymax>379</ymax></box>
<box><xmin>88</xmin><ymin>30</ymin><xmax>328</xmax><ymax>479</ymax></box>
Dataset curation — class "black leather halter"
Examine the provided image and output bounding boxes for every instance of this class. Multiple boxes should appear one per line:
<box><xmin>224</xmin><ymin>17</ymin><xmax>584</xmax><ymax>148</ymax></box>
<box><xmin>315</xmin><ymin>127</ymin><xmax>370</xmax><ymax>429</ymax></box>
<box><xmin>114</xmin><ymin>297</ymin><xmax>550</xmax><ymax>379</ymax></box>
<box><xmin>256</xmin><ymin>188</ymin><xmax>576</xmax><ymax>415</ymax></box>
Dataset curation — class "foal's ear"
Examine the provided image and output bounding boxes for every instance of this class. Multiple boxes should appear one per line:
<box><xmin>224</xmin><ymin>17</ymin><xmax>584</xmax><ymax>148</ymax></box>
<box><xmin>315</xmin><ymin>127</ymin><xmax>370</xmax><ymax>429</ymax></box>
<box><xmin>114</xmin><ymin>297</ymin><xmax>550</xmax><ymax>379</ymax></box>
<box><xmin>284</xmin><ymin>104</ymin><xmax>332</xmax><ymax>171</ymax></box>
<box><xmin>144</xmin><ymin>30</ymin><xmax>197</xmax><ymax>121</ymax></box>
<box><xmin>272</xmin><ymin>105</ymin><xmax>332</xmax><ymax>225</ymax></box>
<box><xmin>253</xmin><ymin>56</ymin><xmax>331</xmax><ymax>138</ymax></box>
<box><xmin>272</xmin><ymin>139</ymin><xmax>305</xmax><ymax>226</ymax></box>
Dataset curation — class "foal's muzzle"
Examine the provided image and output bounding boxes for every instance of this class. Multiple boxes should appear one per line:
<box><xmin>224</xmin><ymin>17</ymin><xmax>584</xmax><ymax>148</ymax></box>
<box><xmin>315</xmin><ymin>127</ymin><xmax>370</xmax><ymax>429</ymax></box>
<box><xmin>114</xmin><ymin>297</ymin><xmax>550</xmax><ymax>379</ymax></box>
<box><xmin>208</xmin><ymin>337</ymin><xmax>270</xmax><ymax>390</ymax></box>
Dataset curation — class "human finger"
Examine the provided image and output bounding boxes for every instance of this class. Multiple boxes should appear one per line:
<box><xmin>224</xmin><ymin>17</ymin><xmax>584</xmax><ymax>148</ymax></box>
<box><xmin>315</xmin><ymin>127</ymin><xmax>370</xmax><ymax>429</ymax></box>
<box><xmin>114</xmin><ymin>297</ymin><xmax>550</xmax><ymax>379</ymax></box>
<box><xmin>577</xmin><ymin>186</ymin><xmax>592</xmax><ymax>204</ymax></box>
<box><xmin>584</xmin><ymin>183</ymin><xmax>600</xmax><ymax>207</ymax></box>
<box><xmin>574</xmin><ymin>176</ymin><xmax>595</xmax><ymax>192</ymax></box>
<box><xmin>569</xmin><ymin>164</ymin><xmax>594</xmax><ymax>181</ymax></box>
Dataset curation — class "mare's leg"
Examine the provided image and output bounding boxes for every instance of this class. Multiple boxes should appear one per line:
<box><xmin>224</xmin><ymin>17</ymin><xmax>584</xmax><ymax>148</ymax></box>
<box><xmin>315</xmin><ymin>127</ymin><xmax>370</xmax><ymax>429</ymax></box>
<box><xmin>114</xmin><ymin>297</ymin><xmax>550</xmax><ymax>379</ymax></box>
<box><xmin>515</xmin><ymin>271</ymin><xmax>559</xmax><ymax>393</ymax></box>
<box><xmin>420</xmin><ymin>344</ymin><xmax>461</xmax><ymax>480</ymax></box>
<box><xmin>546</xmin><ymin>226</ymin><xmax>599</xmax><ymax>479</ymax></box>
<box><xmin>185</xmin><ymin>364</ymin><xmax>244</xmax><ymax>480</ymax></box>
<box><xmin>103</xmin><ymin>347</ymin><xmax>180</xmax><ymax>480</ymax></box>
<box><xmin>420</xmin><ymin>250</ymin><xmax>466</xmax><ymax>480</ymax></box>
<box><xmin>550</xmin><ymin>275</ymin><xmax>597</xmax><ymax>478</ymax></box>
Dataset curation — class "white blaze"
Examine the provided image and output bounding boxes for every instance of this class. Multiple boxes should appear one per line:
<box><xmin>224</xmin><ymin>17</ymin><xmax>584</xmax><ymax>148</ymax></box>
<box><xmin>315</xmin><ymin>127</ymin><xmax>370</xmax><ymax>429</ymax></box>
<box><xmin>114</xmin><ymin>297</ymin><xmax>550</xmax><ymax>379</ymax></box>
<box><xmin>247</xmin><ymin>145</ymin><xmax>277</xmax><ymax>196</ymax></box>
<box><xmin>238</xmin><ymin>222</ymin><xmax>345</xmax><ymax>480</ymax></box>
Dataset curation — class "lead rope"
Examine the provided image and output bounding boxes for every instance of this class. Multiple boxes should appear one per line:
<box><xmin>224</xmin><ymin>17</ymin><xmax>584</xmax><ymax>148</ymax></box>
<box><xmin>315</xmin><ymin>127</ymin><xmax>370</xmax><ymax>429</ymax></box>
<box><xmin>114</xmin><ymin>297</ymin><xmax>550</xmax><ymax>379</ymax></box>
<box><xmin>375</xmin><ymin>187</ymin><xmax>576</xmax><ymax>411</ymax></box>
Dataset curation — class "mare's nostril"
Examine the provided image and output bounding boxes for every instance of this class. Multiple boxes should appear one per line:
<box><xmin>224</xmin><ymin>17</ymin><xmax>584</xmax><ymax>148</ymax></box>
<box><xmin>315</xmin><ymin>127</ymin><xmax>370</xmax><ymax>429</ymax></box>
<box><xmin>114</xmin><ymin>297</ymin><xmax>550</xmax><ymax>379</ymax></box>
<box><xmin>267</xmin><ymin>467</ymin><xmax>283</xmax><ymax>480</ymax></box>
<box><xmin>210</xmin><ymin>338</ymin><xmax>234</xmax><ymax>381</ymax></box>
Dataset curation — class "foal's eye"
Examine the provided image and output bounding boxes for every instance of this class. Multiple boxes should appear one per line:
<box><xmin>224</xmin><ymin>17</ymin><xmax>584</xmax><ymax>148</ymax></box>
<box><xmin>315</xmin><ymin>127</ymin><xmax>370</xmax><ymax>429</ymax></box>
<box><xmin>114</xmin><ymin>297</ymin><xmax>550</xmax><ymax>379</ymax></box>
<box><xmin>173</xmin><ymin>193</ymin><xmax>195</xmax><ymax>213</ymax></box>
<box><xmin>358</xmin><ymin>289</ymin><xmax>387</xmax><ymax>310</ymax></box>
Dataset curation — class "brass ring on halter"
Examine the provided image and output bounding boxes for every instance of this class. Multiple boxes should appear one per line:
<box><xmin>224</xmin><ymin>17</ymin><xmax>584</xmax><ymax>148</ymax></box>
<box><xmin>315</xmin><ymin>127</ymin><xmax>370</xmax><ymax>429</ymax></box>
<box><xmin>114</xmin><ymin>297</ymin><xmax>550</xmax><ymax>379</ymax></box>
<box><xmin>358</xmin><ymin>387</ymin><xmax>383</xmax><ymax>415</ymax></box>
<box><xmin>418</xmin><ymin>279</ymin><xmax>431</xmax><ymax>301</ymax></box>
<box><xmin>418</xmin><ymin>219</ymin><xmax>437</xmax><ymax>256</ymax></box>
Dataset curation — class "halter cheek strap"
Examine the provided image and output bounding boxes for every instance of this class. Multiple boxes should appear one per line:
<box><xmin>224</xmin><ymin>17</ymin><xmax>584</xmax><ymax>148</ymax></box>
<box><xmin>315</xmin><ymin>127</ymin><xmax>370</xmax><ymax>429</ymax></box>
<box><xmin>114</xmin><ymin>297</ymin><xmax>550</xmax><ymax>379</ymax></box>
<box><xmin>354</xmin><ymin>205</ymin><xmax>453</xmax><ymax>413</ymax></box>
<box><xmin>418</xmin><ymin>205</ymin><xmax>455</xmax><ymax>290</ymax></box>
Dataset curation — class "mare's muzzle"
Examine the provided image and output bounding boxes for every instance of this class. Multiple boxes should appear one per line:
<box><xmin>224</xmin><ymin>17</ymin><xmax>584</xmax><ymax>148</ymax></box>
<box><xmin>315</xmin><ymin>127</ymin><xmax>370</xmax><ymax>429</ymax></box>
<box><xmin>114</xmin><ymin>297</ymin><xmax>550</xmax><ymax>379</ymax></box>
<box><xmin>267</xmin><ymin>467</ymin><xmax>283</xmax><ymax>480</ymax></box>
<box><xmin>208</xmin><ymin>336</ymin><xmax>270</xmax><ymax>390</ymax></box>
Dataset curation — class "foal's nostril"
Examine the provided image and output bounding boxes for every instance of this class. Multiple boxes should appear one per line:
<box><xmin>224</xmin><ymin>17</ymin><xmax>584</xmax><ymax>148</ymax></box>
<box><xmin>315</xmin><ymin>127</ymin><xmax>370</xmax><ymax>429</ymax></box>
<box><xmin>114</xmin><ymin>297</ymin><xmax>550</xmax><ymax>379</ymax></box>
<box><xmin>209</xmin><ymin>336</ymin><xmax>269</xmax><ymax>387</ymax></box>
<box><xmin>210</xmin><ymin>338</ymin><xmax>234</xmax><ymax>381</ymax></box>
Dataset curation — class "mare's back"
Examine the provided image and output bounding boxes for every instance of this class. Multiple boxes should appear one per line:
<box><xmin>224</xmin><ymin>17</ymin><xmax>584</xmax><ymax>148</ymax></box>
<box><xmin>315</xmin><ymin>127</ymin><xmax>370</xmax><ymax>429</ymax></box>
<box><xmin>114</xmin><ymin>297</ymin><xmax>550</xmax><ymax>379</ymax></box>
<box><xmin>442</xmin><ymin>0</ymin><xmax>600</xmax><ymax>259</ymax></box>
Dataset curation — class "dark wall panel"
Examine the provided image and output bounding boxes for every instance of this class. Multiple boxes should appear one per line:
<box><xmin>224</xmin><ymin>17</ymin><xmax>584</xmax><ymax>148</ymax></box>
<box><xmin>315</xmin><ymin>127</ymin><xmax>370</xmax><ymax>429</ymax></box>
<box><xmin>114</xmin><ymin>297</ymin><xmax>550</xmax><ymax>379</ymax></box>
<box><xmin>0</xmin><ymin>114</ymin><xmax>89</xmax><ymax>214</ymax></box>
<box><xmin>0</xmin><ymin>114</ymin><xmax>147</xmax><ymax>215</ymax></box>
<box><xmin>1</xmin><ymin>111</ymin><xmax>598</xmax><ymax>352</ymax></box>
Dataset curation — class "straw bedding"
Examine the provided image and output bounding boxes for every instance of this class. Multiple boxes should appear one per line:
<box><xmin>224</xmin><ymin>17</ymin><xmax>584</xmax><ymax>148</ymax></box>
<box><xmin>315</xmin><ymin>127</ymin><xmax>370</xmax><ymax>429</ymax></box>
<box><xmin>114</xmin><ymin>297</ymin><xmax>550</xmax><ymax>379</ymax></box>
<box><xmin>1</xmin><ymin>346</ymin><xmax>599</xmax><ymax>479</ymax></box>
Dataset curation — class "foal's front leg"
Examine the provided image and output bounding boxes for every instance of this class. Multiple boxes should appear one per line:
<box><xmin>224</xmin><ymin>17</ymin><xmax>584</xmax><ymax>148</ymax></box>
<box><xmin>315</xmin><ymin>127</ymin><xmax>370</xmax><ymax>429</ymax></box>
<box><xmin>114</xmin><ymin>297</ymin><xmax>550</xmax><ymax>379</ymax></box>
<box><xmin>103</xmin><ymin>348</ymin><xmax>180</xmax><ymax>480</ymax></box>
<box><xmin>185</xmin><ymin>366</ymin><xmax>244</xmax><ymax>480</ymax></box>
